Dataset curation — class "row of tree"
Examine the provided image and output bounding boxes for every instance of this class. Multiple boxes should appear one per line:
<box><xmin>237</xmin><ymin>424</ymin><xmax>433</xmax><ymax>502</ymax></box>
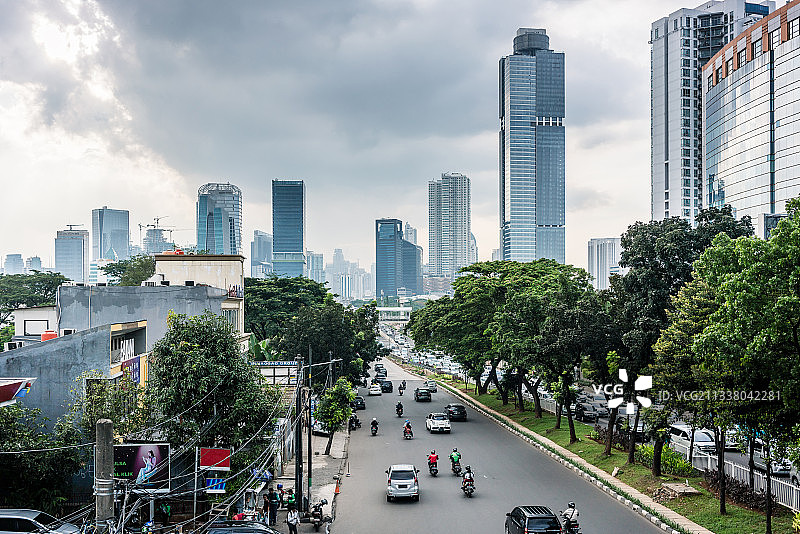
<box><xmin>407</xmin><ymin>203</ymin><xmax>800</xmax><ymax>532</ymax></box>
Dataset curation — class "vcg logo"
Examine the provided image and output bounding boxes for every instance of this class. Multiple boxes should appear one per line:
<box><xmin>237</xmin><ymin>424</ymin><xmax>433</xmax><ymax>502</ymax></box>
<box><xmin>592</xmin><ymin>369</ymin><xmax>652</xmax><ymax>415</ymax></box>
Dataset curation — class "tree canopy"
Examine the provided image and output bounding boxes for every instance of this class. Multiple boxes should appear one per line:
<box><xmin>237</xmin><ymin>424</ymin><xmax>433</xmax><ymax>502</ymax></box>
<box><xmin>98</xmin><ymin>254</ymin><xmax>155</xmax><ymax>286</ymax></box>
<box><xmin>0</xmin><ymin>271</ymin><xmax>68</xmax><ymax>325</ymax></box>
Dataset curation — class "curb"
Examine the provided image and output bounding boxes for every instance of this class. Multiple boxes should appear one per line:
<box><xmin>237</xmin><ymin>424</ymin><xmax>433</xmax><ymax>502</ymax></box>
<box><xmin>436</xmin><ymin>380</ymin><xmax>714</xmax><ymax>534</ymax></box>
<box><xmin>329</xmin><ymin>429</ymin><xmax>350</xmax><ymax>523</ymax></box>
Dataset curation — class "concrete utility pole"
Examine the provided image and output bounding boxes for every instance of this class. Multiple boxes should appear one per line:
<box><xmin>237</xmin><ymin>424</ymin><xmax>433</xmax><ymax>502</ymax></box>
<box><xmin>307</xmin><ymin>344</ymin><xmax>312</xmax><ymax>512</ymax></box>
<box><xmin>294</xmin><ymin>357</ymin><xmax>303</xmax><ymax>515</ymax></box>
<box><xmin>95</xmin><ymin>419</ymin><xmax>114</xmax><ymax>533</ymax></box>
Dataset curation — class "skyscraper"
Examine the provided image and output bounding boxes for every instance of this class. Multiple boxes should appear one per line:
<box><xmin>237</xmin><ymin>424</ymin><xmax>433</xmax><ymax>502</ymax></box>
<box><xmin>429</xmin><ymin>172</ymin><xmax>471</xmax><ymax>278</ymax></box>
<box><xmin>500</xmin><ymin>28</ymin><xmax>565</xmax><ymax>263</ymax></box>
<box><xmin>196</xmin><ymin>183</ymin><xmax>243</xmax><ymax>255</ymax></box>
<box><xmin>92</xmin><ymin>206</ymin><xmax>130</xmax><ymax>261</ymax></box>
<box><xmin>25</xmin><ymin>256</ymin><xmax>42</xmax><ymax>273</ymax></box>
<box><xmin>650</xmin><ymin>0</ymin><xmax>773</xmax><ymax>225</ymax></box>
<box><xmin>587</xmin><ymin>238</ymin><xmax>627</xmax><ymax>290</ymax></box>
<box><xmin>250</xmin><ymin>230</ymin><xmax>273</xmax><ymax>278</ymax></box>
<box><xmin>306</xmin><ymin>251</ymin><xmax>325</xmax><ymax>283</ymax></box>
<box><xmin>272</xmin><ymin>180</ymin><xmax>305</xmax><ymax>277</ymax></box>
<box><xmin>55</xmin><ymin>228</ymin><xmax>89</xmax><ymax>283</ymax></box>
<box><xmin>404</xmin><ymin>224</ymin><xmax>418</xmax><ymax>245</ymax></box>
<box><xmin>375</xmin><ymin>218</ymin><xmax>422</xmax><ymax>298</ymax></box>
<box><xmin>3</xmin><ymin>254</ymin><xmax>24</xmax><ymax>275</ymax></box>
<box><xmin>703</xmin><ymin>0</ymin><xmax>800</xmax><ymax>227</ymax></box>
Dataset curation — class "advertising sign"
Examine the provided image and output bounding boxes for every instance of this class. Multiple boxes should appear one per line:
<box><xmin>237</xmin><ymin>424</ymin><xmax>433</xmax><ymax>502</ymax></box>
<box><xmin>114</xmin><ymin>443</ymin><xmax>170</xmax><ymax>493</ymax></box>
<box><xmin>199</xmin><ymin>447</ymin><xmax>231</xmax><ymax>471</ymax></box>
<box><xmin>121</xmin><ymin>356</ymin><xmax>141</xmax><ymax>384</ymax></box>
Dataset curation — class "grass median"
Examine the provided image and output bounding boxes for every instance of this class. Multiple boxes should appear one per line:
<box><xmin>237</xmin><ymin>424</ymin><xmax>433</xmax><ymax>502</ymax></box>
<box><xmin>431</xmin><ymin>374</ymin><xmax>793</xmax><ymax>534</ymax></box>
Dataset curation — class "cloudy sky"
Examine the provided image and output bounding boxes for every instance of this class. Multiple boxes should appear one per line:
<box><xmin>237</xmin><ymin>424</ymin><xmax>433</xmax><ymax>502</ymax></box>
<box><xmin>0</xmin><ymin>0</ymin><xmax>692</xmax><ymax>274</ymax></box>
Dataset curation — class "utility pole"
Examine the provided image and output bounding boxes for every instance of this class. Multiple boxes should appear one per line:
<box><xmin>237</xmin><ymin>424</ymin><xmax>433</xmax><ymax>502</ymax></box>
<box><xmin>294</xmin><ymin>356</ymin><xmax>303</xmax><ymax>515</ymax></box>
<box><xmin>95</xmin><ymin>419</ymin><xmax>114</xmax><ymax>533</ymax></box>
<box><xmin>307</xmin><ymin>344</ymin><xmax>312</xmax><ymax>512</ymax></box>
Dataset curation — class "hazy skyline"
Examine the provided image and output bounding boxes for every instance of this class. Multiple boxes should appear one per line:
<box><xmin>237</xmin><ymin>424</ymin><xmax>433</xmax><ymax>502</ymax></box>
<box><xmin>0</xmin><ymin>0</ymin><xmax>697</xmax><ymax>271</ymax></box>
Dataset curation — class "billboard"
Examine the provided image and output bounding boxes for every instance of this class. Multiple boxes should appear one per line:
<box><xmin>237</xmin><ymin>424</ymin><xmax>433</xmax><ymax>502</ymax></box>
<box><xmin>114</xmin><ymin>443</ymin><xmax>170</xmax><ymax>493</ymax></box>
<box><xmin>199</xmin><ymin>447</ymin><xmax>231</xmax><ymax>471</ymax></box>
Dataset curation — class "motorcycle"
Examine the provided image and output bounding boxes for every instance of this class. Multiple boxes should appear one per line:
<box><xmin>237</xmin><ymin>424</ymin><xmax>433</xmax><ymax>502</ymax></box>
<box><xmin>451</xmin><ymin>460</ymin><xmax>462</xmax><ymax>476</ymax></box>
<box><xmin>398</xmin><ymin>387</ymin><xmax>404</xmax><ymax>396</ymax></box>
<box><xmin>371</xmin><ymin>424</ymin><xmax>378</xmax><ymax>436</ymax></box>
<box><xmin>462</xmin><ymin>479</ymin><xmax>475</xmax><ymax>497</ymax></box>
<box><xmin>348</xmin><ymin>415</ymin><xmax>361</xmax><ymax>431</ymax></box>
<box><xmin>428</xmin><ymin>461</ymin><xmax>438</xmax><ymax>476</ymax></box>
<box><xmin>403</xmin><ymin>427</ymin><xmax>413</xmax><ymax>440</ymax></box>
<box><xmin>396</xmin><ymin>406</ymin><xmax>403</xmax><ymax>417</ymax></box>
<box><xmin>310</xmin><ymin>498</ymin><xmax>331</xmax><ymax>532</ymax></box>
<box><xmin>559</xmin><ymin>508</ymin><xmax>581</xmax><ymax>534</ymax></box>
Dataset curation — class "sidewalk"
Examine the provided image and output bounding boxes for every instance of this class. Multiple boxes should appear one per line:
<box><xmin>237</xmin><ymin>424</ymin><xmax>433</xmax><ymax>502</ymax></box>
<box><xmin>269</xmin><ymin>429</ymin><xmax>349</xmax><ymax>533</ymax></box>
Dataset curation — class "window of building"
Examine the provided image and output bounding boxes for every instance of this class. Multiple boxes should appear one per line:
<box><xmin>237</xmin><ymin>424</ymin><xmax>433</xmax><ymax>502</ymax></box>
<box><xmin>694</xmin><ymin>199</ymin><xmax>699</xmax><ymax>207</ymax></box>
<box><xmin>682</xmin><ymin>28</ymin><xmax>691</xmax><ymax>37</ymax></box>
<box><xmin>726</xmin><ymin>57</ymin><xmax>733</xmax><ymax>75</ymax></box>
<box><xmin>682</xmin><ymin>108</ymin><xmax>691</xmax><ymax>118</ymax></box>
<box><xmin>708</xmin><ymin>75</ymin><xmax>713</xmax><ymax>90</ymax></box>
<box><xmin>682</xmin><ymin>38</ymin><xmax>691</xmax><ymax>47</ymax></box>
<box><xmin>789</xmin><ymin>18</ymin><xmax>800</xmax><ymax>40</ymax></box>
<box><xmin>682</xmin><ymin>118</ymin><xmax>690</xmax><ymax>126</ymax></box>
<box><xmin>655</xmin><ymin>27</ymin><xmax>659</xmax><ymax>39</ymax></box>
<box><xmin>682</xmin><ymin>99</ymin><xmax>691</xmax><ymax>109</ymax></box>
<box><xmin>665</xmin><ymin>192</ymin><xmax>670</xmax><ymax>200</ymax></box>
<box><xmin>683</xmin><ymin>209</ymin><xmax>691</xmax><ymax>217</ymax></box>
<box><xmin>682</xmin><ymin>158</ymin><xmax>690</xmax><ymax>167</ymax></box>
<box><xmin>222</xmin><ymin>309</ymin><xmax>238</xmax><ymax>329</ymax></box>
<box><xmin>683</xmin><ymin>199</ymin><xmax>691</xmax><ymax>207</ymax></box>
<box><xmin>682</xmin><ymin>148</ymin><xmax>691</xmax><ymax>157</ymax></box>
<box><xmin>752</xmin><ymin>38</ymin><xmax>762</xmax><ymax>57</ymax></box>
<box><xmin>682</xmin><ymin>169</ymin><xmax>691</xmax><ymax>176</ymax></box>
<box><xmin>682</xmin><ymin>138</ymin><xmax>691</xmax><ymax>147</ymax></box>
<box><xmin>682</xmin><ymin>59</ymin><xmax>691</xmax><ymax>68</ymax></box>
<box><xmin>675</xmin><ymin>19</ymin><xmax>678</xmax><ymax>31</ymax></box>
<box><xmin>665</xmin><ymin>202</ymin><xmax>670</xmax><ymax>210</ymax></box>
<box><xmin>770</xmin><ymin>28</ymin><xmax>781</xmax><ymax>51</ymax></box>
<box><xmin>716</xmin><ymin>66</ymin><xmax>723</xmax><ymax>81</ymax></box>
<box><xmin>683</xmin><ymin>188</ymin><xmax>690</xmax><ymax>197</ymax></box>
<box><xmin>693</xmin><ymin>18</ymin><xmax>697</xmax><ymax>28</ymax></box>
<box><xmin>738</xmin><ymin>48</ymin><xmax>747</xmax><ymax>68</ymax></box>
<box><xmin>683</xmin><ymin>179</ymin><xmax>691</xmax><ymax>187</ymax></box>
<box><xmin>682</xmin><ymin>49</ymin><xmax>690</xmax><ymax>57</ymax></box>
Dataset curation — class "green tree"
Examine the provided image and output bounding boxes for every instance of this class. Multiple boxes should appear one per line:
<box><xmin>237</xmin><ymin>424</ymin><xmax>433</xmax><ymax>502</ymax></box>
<box><xmin>99</xmin><ymin>254</ymin><xmax>155</xmax><ymax>286</ymax></box>
<box><xmin>145</xmin><ymin>311</ymin><xmax>280</xmax><ymax>447</ymax></box>
<box><xmin>0</xmin><ymin>325</ymin><xmax>13</xmax><ymax>353</ymax></box>
<box><xmin>0</xmin><ymin>272</ymin><xmax>68</xmax><ymax>325</ymax></box>
<box><xmin>316</xmin><ymin>378</ymin><xmax>355</xmax><ymax>454</ymax></box>
<box><xmin>244</xmin><ymin>276</ymin><xmax>328</xmax><ymax>341</ymax></box>
<box><xmin>67</xmin><ymin>371</ymin><xmax>148</xmax><ymax>438</ymax></box>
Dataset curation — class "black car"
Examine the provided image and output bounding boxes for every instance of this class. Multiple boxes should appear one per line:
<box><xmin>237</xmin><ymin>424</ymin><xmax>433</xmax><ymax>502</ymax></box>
<box><xmin>444</xmin><ymin>403</ymin><xmax>467</xmax><ymax>421</ymax></box>
<box><xmin>505</xmin><ymin>506</ymin><xmax>562</xmax><ymax>534</ymax></box>
<box><xmin>574</xmin><ymin>402</ymin><xmax>599</xmax><ymax>423</ymax></box>
<box><xmin>380</xmin><ymin>380</ymin><xmax>394</xmax><ymax>393</ymax></box>
<box><xmin>414</xmin><ymin>388</ymin><xmax>431</xmax><ymax>402</ymax></box>
<box><xmin>350</xmin><ymin>396</ymin><xmax>366</xmax><ymax>410</ymax></box>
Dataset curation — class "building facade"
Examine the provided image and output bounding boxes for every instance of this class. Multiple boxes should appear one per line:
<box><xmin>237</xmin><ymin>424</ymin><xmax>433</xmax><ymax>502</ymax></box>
<box><xmin>306</xmin><ymin>251</ymin><xmax>325</xmax><ymax>283</ymax></box>
<box><xmin>92</xmin><ymin>206</ymin><xmax>130</xmax><ymax>261</ymax></box>
<box><xmin>272</xmin><ymin>180</ymin><xmax>306</xmax><ymax>278</ymax></box>
<box><xmin>55</xmin><ymin>228</ymin><xmax>89</xmax><ymax>283</ymax></box>
<box><xmin>196</xmin><ymin>183</ymin><xmax>243</xmax><ymax>255</ymax></box>
<box><xmin>250</xmin><ymin>230</ymin><xmax>273</xmax><ymax>278</ymax></box>
<box><xmin>587</xmin><ymin>237</ymin><xmax>628</xmax><ymax>290</ymax></box>
<box><xmin>375</xmin><ymin>218</ymin><xmax>422</xmax><ymax>298</ymax></box>
<box><xmin>704</xmin><ymin>0</ymin><xmax>800</xmax><ymax>223</ymax></box>
<box><xmin>650</xmin><ymin>0</ymin><xmax>773</xmax><ymax>225</ymax></box>
<box><xmin>429</xmin><ymin>172</ymin><xmax>471</xmax><ymax>278</ymax></box>
<box><xmin>500</xmin><ymin>28</ymin><xmax>565</xmax><ymax>263</ymax></box>
<box><xmin>25</xmin><ymin>257</ymin><xmax>42</xmax><ymax>273</ymax></box>
<box><xmin>3</xmin><ymin>254</ymin><xmax>24</xmax><ymax>275</ymax></box>
<box><xmin>404</xmin><ymin>223</ymin><xmax>418</xmax><ymax>245</ymax></box>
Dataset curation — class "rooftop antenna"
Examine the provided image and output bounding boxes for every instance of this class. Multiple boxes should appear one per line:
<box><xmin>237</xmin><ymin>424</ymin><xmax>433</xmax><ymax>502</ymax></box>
<box><xmin>65</xmin><ymin>224</ymin><xmax>84</xmax><ymax>231</ymax></box>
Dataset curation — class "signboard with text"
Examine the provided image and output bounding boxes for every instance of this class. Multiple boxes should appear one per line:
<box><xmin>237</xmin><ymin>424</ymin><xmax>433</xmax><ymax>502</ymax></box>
<box><xmin>113</xmin><ymin>443</ymin><xmax>170</xmax><ymax>493</ymax></box>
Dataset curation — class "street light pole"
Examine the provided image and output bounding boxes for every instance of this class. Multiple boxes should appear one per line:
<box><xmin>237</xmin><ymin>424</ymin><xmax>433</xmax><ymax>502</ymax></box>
<box><xmin>294</xmin><ymin>356</ymin><xmax>303</xmax><ymax>515</ymax></box>
<box><xmin>307</xmin><ymin>344</ymin><xmax>312</xmax><ymax>512</ymax></box>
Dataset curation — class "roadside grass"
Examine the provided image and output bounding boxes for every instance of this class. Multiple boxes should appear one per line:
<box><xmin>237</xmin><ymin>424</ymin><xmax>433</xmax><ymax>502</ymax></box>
<box><xmin>430</xmin><ymin>372</ymin><xmax>793</xmax><ymax>534</ymax></box>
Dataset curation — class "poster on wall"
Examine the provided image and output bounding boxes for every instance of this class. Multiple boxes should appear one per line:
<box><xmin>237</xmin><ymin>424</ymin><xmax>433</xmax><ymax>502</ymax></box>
<box><xmin>113</xmin><ymin>443</ymin><xmax>170</xmax><ymax>493</ymax></box>
<box><xmin>121</xmin><ymin>355</ymin><xmax>141</xmax><ymax>384</ymax></box>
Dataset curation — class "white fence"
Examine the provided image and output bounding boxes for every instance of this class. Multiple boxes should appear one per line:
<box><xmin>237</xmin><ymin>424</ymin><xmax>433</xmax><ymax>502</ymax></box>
<box><xmin>671</xmin><ymin>441</ymin><xmax>800</xmax><ymax>511</ymax></box>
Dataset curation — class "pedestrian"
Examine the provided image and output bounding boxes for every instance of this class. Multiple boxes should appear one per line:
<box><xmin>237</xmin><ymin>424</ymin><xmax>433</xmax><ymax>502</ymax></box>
<box><xmin>262</xmin><ymin>494</ymin><xmax>269</xmax><ymax>525</ymax></box>
<box><xmin>285</xmin><ymin>503</ymin><xmax>299</xmax><ymax>534</ymax></box>
<box><xmin>277</xmin><ymin>483</ymin><xmax>285</xmax><ymax>508</ymax></box>
<box><xmin>267</xmin><ymin>487</ymin><xmax>280</xmax><ymax>526</ymax></box>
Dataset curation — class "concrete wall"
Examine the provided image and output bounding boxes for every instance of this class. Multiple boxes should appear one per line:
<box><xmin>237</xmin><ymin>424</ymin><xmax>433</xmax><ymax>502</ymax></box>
<box><xmin>0</xmin><ymin>325</ymin><xmax>111</xmax><ymax>426</ymax></box>
<box><xmin>58</xmin><ymin>285</ymin><xmax>228</xmax><ymax>350</ymax></box>
<box><xmin>13</xmin><ymin>306</ymin><xmax>57</xmax><ymax>336</ymax></box>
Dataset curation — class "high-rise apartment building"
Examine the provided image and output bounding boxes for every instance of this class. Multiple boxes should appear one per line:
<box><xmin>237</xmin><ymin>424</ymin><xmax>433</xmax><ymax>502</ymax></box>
<box><xmin>92</xmin><ymin>206</ymin><xmax>130</xmax><ymax>261</ymax></box>
<box><xmin>306</xmin><ymin>251</ymin><xmax>325</xmax><ymax>283</ymax></box>
<box><xmin>587</xmin><ymin>238</ymin><xmax>628</xmax><ymax>291</ymax></box>
<box><xmin>500</xmin><ymin>28</ymin><xmax>565</xmax><ymax>263</ymax></box>
<box><xmin>429</xmin><ymin>172</ymin><xmax>471</xmax><ymax>278</ymax></box>
<box><xmin>25</xmin><ymin>256</ymin><xmax>42</xmax><ymax>273</ymax></box>
<box><xmin>404</xmin><ymin>224</ymin><xmax>418</xmax><ymax>245</ymax></box>
<box><xmin>375</xmin><ymin>218</ymin><xmax>422</xmax><ymax>298</ymax></box>
<box><xmin>704</xmin><ymin>0</ymin><xmax>800</xmax><ymax>226</ymax></box>
<box><xmin>250</xmin><ymin>230</ymin><xmax>273</xmax><ymax>278</ymax></box>
<box><xmin>196</xmin><ymin>183</ymin><xmax>243</xmax><ymax>255</ymax></box>
<box><xmin>650</xmin><ymin>0</ymin><xmax>773</xmax><ymax>225</ymax></box>
<box><xmin>4</xmin><ymin>254</ymin><xmax>24</xmax><ymax>275</ymax></box>
<box><xmin>468</xmin><ymin>233</ymin><xmax>478</xmax><ymax>265</ymax></box>
<box><xmin>272</xmin><ymin>180</ymin><xmax>306</xmax><ymax>278</ymax></box>
<box><xmin>55</xmin><ymin>228</ymin><xmax>89</xmax><ymax>283</ymax></box>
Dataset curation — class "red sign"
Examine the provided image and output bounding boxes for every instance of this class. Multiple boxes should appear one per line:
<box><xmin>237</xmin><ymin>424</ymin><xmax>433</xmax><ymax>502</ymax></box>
<box><xmin>199</xmin><ymin>447</ymin><xmax>231</xmax><ymax>471</ymax></box>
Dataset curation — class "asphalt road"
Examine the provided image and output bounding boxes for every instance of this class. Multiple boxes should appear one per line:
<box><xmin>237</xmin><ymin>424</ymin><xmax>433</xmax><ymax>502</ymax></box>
<box><xmin>333</xmin><ymin>358</ymin><xmax>665</xmax><ymax>534</ymax></box>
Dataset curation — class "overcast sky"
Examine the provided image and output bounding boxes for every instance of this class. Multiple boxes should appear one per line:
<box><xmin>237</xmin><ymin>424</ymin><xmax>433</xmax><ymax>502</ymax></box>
<box><xmin>0</xmin><ymin>0</ymin><xmax>693</xmax><ymax>274</ymax></box>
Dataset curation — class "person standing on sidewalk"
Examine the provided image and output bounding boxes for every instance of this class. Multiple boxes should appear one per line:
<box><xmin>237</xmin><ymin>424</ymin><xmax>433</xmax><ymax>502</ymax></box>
<box><xmin>267</xmin><ymin>487</ymin><xmax>280</xmax><ymax>526</ymax></box>
<box><xmin>285</xmin><ymin>504</ymin><xmax>299</xmax><ymax>534</ymax></box>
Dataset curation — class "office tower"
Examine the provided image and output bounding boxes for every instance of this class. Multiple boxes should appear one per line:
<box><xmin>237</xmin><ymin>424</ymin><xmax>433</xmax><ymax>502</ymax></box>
<box><xmin>587</xmin><ymin>238</ymin><xmax>628</xmax><ymax>290</ymax></box>
<box><xmin>4</xmin><ymin>254</ymin><xmax>24</xmax><ymax>275</ymax></box>
<box><xmin>404</xmin><ymin>224</ymin><xmax>418</xmax><ymax>245</ymax></box>
<box><xmin>375</xmin><ymin>218</ymin><xmax>422</xmax><ymax>298</ymax></box>
<box><xmin>704</xmin><ymin>1</ymin><xmax>800</xmax><ymax>228</ymax></box>
<box><xmin>650</xmin><ymin>0</ymin><xmax>773</xmax><ymax>225</ymax></box>
<box><xmin>500</xmin><ymin>28</ymin><xmax>565</xmax><ymax>263</ymax></box>
<box><xmin>144</xmin><ymin>228</ymin><xmax>173</xmax><ymax>254</ymax></box>
<box><xmin>306</xmin><ymin>251</ymin><xmax>325</xmax><ymax>283</ymax></box>
<box><xmin>92</xmin><ymin>206</ymin><xmax>130</xmax><ymax>261</ymax></box>
<box><xmin>491</xmin><ymin>248</ymin><xmax>502</xmax><ymax>261</ymax></box>
<box><xmin>25</xmin><ymin>256</ymin><xmax>42</xmax><ymax>273</ymax></box>
<box><xmin>272</xmin><ymin>180</ymin><xmax>306</xmax><ymax>277</ymax></box>
<box><xmin>196</xmin><ymin>183</ymin><xmax>243</xmax><ymax>255</ymax></box>
<box><xmin>469</xmin><ymin>233</ymin><xmax>478</xmax><ymax>265</ymax></box>
<box><xmin>429</xmin><ymin>172</ymin><xmax>471</xmax><ymax>278</ymax></box>
<box><xmin>250</xmin><ymin>230</ymin><xmax>273</xmax><ymax>278</ymax></box>
<box><xmin>55</xmin><ymin>228</ymin><xmax>89</xmax><ymax>283</ymax></box>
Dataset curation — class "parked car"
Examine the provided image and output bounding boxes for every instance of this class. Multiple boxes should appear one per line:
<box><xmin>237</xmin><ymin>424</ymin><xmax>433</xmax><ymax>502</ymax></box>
<box><xmin>444</xmin><ymin>403</ymin><xmax>468</xmax><ymax>421</ymax></box>
<box><xmin>504</xmin><ymin>506</ymin><xmax>562</xmax><ymax>533</ymax></box>
<box><xmin>350</xmin><ymin>396</ymin><xmax>366</xmax><ymax>410</ymax></box>
<box><xmin>423</xmin><ymin>380</ymin><xmax>437</xmax><ymax>392</ymax></box>
<box><xmin>574</xmin><ymin>402</ymin><xmax>599</xmax><ymax>423</ymax></box>
<box><xmin>380</xmin><ymin>380</ymin><xmax>394</xmax><ymax>393</ymax></box>
<box><xmin>208</xmin><ymin>521</ymin><xmax>281</xmax><ymax>534</ymax></box>
<box><xmin>668</xmin><ymin>424</ymin><xmax>716</xmax><ymax>455</ymax></box>
<box><xmin>752</xmin><ymin>439</ymin><xmax>792</xmax><ymax>476</ymax></box>
<box><xmin>425</xmin><ymin>413</ymin><xmax>451</xmax><ymax>433</ymax></box>
<box><xmin>0</xmin><ymin>510</ymin><xmax>79</xmax><ymax>534</ymax></box>
<box><xmin>386</xmin><ymin>464</ymin><xmax>420</xmax><ymax>502</ymax></box>
<box><xmin>414</xmin><ymin>388</ymin><xmax>431</xmax><ymax>402</ymax></box>
<box><xmin>368</xmin><ymin>384</ymin><xmax>382</xmax><ymax>396</ymax></box>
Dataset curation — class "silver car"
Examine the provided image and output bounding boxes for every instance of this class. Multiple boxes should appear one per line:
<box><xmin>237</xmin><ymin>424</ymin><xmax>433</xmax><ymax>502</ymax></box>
<box><xmin>386</xmin><ymin>464</ymin><xmax>420</xmax><ymax>502</ymax></box>
<box><xmin>0</xmin><ymin>510</ymin><xmax>79</xmax><ymax>534</ymax></box>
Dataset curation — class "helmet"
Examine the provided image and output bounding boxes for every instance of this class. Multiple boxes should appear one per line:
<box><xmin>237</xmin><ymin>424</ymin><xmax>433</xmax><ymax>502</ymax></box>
<box><xmin>372</xmin><ymin>417</ymin><xmax>377</xmax><ymax>421</ymax></box>
<box><xmin>431</xmin><ymin>450</ymin><xmax>435</xmax><ymax>454</ymax></box>
<box><xmin>277</xmin><ymin>483</ymin><xmax>283</xmax><ymax>489</ymax></box>
<box><xmin>453</xmin><ymin>448</ymin><xmax>458</xmax><ymax>452</ymax></box>
<box><xmin>405</xmin><ymin>419</ymin><xmax>410</xmax><ymax>423</ymax></box>
<box><xmin>568</xmin><ymin>502</ymin><xmax>575</xmax><ymax>509</ymax></box>
<box><xmin>465</xmin><ymin>465</ymin><xmax>471</xmax><ymax>472</ymax></box>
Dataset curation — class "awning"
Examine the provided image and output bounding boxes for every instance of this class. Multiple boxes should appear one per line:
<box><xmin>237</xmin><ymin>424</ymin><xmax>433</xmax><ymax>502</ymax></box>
<box><xmin>0</xmin><ymin>378</ymin><xmax>36</xmax><ymax>407</ymax></box>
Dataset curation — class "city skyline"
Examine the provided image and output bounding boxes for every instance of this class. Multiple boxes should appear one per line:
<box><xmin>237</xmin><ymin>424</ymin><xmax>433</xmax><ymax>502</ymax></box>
<box><xmin>2</xmin><ymin>1</ymin><xmax>720</xmax><ymax>273</ymax></box>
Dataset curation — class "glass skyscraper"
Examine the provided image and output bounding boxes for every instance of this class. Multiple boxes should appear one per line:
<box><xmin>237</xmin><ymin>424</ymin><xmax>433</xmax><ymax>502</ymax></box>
<box><xmin>55</xmin><ymin>228</ymin><xmax>89</xmax><ymax>283</ymax></box>
<box><xmin>375</xmin><ymin>218</ymin><xmax>421</xmax><ymax>298</ymax></box>
<box><xmin>272</xmin><ymin>180</ymin><xmax>306</xmax><ymax>278</ymax></box>
<box><xmin>429</xmin><ymin>172</ymin><xmax>471</xmax><ymax>278</ymax></box>
<box><xmin>499</xmin><ymin>28</ymin><xmax>565</xmax><ymax>263</ymax></box>
<box><xmin>250</xmin><ymin>230</ymin><xmax>273</xmax><ymax>278</ymax></box>
<box><xmin>196</xmin><ymin>183</ymin><xmax>243</xmax><ymax>255</ymax></box>
<box><xmin>92</xmin><ymin>206</ymin><xmax>130</xmax><ymax>261</ymax></box>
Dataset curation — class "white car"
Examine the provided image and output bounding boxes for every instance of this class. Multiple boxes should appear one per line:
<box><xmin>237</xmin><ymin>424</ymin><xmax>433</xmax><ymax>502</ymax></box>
<box><xmin>425</xmin><ymin>413</ymin><xmax>451</xmax><ymax>433</ymax></box>
<box><xmin>368</xmin><ymin>384</ymin><xmax>382</xmax><ymax>396</ymax></box>
<box><xmin>424</xmin><ymin>380</ymin><xmax>437</xmax><ymax>392</ymax></box>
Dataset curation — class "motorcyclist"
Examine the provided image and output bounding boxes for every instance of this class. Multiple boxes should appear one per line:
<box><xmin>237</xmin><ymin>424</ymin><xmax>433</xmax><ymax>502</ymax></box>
<box><xmin>371</xmin><ymin>417</ymin><xmax>379</xmax><ymax>430</ymax></box>
<box><xmin>562</xmin><ymin>502</ymin><xmax>579</xmax><ymax>530</ymax></box>
<box><xmin>401</xmin><ymin>380</ymin><xmax>407</xmax><ymax>389</ymax></box>
<box><xmin>403</xmin><ymin>420</ymin><xmax>413</xmax><ymax>437</ymax></box>
<box><xmin>449</xmin><ymin>448</ymin><xmax>461</xmax><ymax>468</ymax></box>
<box><xmin>427</xmin><ymin>450</ymin><xmax>438</xmax><ymax>468</ymax></box>
<box><xmin>461</xmin><ymin>465</ymin><xmax>474</xmax><ymax>489</ymax></box>
<box><xmin>396</xmin><ymin>401</ymin><xmax>404</xmax><ymax>414</ymax></box>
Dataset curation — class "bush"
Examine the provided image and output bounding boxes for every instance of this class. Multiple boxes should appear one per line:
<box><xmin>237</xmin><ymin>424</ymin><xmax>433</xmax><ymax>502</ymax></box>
<box><xmin>593</xmin><ymin>424</ymin><xmax>629</xmax><ymax>451</ymax></box>
<box><xmin>703</xmin><ymin>468</ymin><xmax>769</xmax><ymax>511</ymax></box>
<box><xmin>635</xmin><ymin>445</ymin><xmax>695</xmax><ymax>477</ymax></box>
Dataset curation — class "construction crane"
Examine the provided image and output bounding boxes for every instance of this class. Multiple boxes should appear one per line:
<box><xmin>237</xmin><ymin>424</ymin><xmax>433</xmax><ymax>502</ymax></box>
<box><xmin>153</xmin><ymin>215</ymin><xmax>168</xmax><ymax>228</ymax></box>
<box><xmin>65</xmin><ymin>224</ymin><xmax>84</xmax><ymax>231</ymax></box>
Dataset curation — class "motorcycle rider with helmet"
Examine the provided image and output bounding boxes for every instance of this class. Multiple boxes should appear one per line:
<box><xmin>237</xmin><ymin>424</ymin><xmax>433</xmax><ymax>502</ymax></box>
<box><xmin>403</xmin><ymin>419</ymin><xmax>413</xmax><ymax>437</ymax></box>
<box><xmin>427</xmin><ymin>450</ymin><xmax>438</xmax><ymax>469</ymax></box>
<box><xmin>461</xmin><ymin>465</ymin><xmax>474</xmax><ymax>491</ymax></box>
<box><xmin>562</xmin><ymin>502</ymin><xmax>579</xmax><ymax>532</ymax></box>
<box><xmin>396</xmin><ymin>401</ymin><xmax>404</xmax><ymax>416</ymax></box>
<box><xmin>449</xmin><ymin>448</ymin><xmax>461</xmax><ymax>469</ymax></box>
<box><xmin>370</xmin><ymin>417</ymin><xmax>379</xmax><ymax>431</ymax></box>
